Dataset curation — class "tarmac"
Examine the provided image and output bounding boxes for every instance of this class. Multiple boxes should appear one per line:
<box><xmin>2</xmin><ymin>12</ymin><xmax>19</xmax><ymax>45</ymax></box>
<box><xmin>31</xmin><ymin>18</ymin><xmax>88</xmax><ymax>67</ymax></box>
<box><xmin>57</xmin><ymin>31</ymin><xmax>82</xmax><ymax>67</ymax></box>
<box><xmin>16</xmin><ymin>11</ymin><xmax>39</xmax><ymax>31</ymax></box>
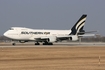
<box><xmin>0</xmin><ymin>42</ymin><xmax>105</xmax><ymax>70</ymax></box>
<box><xmin>0</xmin><ymin>42</ymin><xmax>105</xmax><ymax>47</ymax></box>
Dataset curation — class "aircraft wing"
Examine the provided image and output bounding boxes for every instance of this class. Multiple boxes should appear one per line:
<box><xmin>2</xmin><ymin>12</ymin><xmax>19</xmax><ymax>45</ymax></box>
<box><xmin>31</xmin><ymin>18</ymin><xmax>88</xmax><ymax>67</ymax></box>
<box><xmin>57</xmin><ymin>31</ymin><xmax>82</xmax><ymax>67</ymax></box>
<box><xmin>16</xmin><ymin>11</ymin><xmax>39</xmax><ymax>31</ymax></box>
<box><xmin>34</xmin><ymin>35</ymin><xmax>70</xmax><ymax>42</ymax></box>
<box><xmin>34</xmin><ymin>34</ymin><xmax>95</xmax><ymax>42</ymax></box>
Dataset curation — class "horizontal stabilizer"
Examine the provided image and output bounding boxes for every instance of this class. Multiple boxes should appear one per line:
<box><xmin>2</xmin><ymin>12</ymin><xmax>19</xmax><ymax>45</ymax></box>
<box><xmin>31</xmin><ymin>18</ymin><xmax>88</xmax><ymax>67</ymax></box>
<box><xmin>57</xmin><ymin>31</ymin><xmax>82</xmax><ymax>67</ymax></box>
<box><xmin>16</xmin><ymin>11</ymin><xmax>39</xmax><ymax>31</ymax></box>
<box><xmin>78</xmin><ymin>34</ymin><xmax>95</xmax><ymax>37</ymax></box>
<box><xmin>78</xmin><ymin>31</ymin><xmax>97</xmax><ymax>34</ymax></box>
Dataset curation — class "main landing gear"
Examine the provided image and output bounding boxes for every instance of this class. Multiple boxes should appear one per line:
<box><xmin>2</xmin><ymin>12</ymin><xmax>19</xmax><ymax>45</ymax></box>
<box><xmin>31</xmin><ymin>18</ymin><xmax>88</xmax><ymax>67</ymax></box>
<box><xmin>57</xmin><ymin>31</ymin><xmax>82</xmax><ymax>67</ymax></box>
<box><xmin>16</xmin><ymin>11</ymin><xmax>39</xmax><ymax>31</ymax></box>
<box><xmin>35</xmin><ymin>42</ymin><xmax>40</xmax><ymax>45</ymax></box>
<box><xmin>43</xmin><ymin>42</ymin><xmax>53</xmax><ymax>45</ymax></box>
<box><xmin>34</xmin><ymin>42</ymin><xmax>53</xmax><ymax>45</ymax></box>
<box><xmin>11</xmin><ymin>42</ymin><xmax>53</xmax><ymax>45</ymax></box>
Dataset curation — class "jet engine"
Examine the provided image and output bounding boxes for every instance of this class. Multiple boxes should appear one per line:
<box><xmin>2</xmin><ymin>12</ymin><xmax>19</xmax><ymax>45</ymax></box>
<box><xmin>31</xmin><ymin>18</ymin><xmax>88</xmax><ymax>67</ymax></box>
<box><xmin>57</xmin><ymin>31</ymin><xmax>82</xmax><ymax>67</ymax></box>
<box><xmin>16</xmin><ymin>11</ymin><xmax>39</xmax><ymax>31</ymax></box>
<box><xmin>48</xmin><ymin>36</ymin><xmax>57</xmax><ymax>42</ymax></box>
<box><xmin>69</xmin><ymin>36</ymin><xmax>78</xmax><ymax>41</ymax></box>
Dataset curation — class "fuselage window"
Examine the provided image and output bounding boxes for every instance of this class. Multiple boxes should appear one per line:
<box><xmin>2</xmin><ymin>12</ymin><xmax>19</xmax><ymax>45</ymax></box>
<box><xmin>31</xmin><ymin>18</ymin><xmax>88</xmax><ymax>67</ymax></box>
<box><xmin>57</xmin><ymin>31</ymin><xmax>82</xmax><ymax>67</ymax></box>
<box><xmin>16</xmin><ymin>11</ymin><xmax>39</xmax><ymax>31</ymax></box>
<box><xmin>21</xmin><ymin>31</ymin><xmax>50</xmax><ymax>35</ymax></box>
<box><xmin>21</xmin><ymin>32</ymin><xmax>26</xmax><ymax>34</ymax></box>
<box><xmin>9</xmin><ymin>28</ymin><xmax>14</xmax><ymax>30</ymax></box>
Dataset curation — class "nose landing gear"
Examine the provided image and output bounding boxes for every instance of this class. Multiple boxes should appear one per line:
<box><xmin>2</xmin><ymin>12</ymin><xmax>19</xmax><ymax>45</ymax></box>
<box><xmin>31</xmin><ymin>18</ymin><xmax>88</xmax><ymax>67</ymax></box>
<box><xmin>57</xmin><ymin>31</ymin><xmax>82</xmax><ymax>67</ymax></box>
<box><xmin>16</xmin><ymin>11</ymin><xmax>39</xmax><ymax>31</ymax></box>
<box><xmin>12</xmin><ymin>43</ymin><xmax>16</xmax><ymax>45</ymax></box>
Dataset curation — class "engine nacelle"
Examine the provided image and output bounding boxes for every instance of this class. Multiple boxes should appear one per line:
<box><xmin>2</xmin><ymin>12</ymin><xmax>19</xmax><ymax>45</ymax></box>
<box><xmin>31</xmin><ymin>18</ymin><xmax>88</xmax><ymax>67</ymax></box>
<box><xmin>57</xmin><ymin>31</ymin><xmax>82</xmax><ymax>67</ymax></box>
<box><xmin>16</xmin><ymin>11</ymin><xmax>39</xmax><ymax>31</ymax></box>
<box><xmin>69</xmin><ymin>36</ymin><xmax>78</xmax><ymax>41</ymax></box>
<box><xmin>78</xmin><ymin>30</ymin><xmax>85</xmax><ymax>35</ymax></box>
<box><xmin>48</xmin><ymin>36</ymin><xmax>57</xmax><ymax>42</ymax></box>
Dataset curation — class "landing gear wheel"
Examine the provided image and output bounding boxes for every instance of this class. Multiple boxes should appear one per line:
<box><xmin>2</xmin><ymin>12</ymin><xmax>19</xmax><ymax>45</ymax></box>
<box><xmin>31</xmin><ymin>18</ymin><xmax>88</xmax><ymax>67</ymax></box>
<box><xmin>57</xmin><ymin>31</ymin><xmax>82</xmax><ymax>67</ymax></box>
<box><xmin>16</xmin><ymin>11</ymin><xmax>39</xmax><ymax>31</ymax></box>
<box><xmin>48</xmin><ymin>43</ymin><xmax>53</xmax><ymax>45</ymax></box>
<box><xmin>35</xmin><ymin>42</ymin><xmax>40</xmax><ymax>45</ymax></box>
<box><xmin>43</xmin><ymin>42</ymin><xmax>53</xmax><ymax>45</ymax></box>
<box><xmin>43</xmin><ymin>43</ymin><xmax>47</xmax><ymax>45</ymax></box>
<box><xmin>43</xmin><ymin>42</ymin><xmax>48</xmax><ymax>45</ymax></box>
<box><xmin>12</xmin><ymin>43</ymin><xmax>16</xmax><ymax>46</ymax></box>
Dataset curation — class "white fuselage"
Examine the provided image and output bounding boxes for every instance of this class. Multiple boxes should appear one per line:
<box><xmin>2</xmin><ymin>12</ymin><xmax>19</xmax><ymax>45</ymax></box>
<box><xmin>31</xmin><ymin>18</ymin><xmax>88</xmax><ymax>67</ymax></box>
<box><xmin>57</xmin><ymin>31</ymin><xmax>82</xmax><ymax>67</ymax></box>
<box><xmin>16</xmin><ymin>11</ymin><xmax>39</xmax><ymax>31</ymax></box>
<box><xmin>4</xmin><ymin>27</ymin><xmax>71</xmax><ymax>40</ymax></box>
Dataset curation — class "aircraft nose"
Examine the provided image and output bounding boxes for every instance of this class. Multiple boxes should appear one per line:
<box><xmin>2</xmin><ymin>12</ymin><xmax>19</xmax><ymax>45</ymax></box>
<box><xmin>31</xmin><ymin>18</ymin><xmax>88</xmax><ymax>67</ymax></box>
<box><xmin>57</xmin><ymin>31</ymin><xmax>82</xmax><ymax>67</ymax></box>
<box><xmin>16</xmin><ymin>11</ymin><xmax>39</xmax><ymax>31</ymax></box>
<box><xmin>3</xmin><ymin>32</ymin><xmax>8</xmax><ymax>37</ymax></box>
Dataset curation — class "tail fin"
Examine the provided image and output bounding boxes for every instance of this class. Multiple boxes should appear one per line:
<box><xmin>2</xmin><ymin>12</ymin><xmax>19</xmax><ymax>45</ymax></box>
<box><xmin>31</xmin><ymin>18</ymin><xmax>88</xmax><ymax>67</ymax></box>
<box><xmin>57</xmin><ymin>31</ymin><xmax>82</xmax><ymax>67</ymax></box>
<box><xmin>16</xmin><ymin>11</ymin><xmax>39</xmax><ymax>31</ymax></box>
<box><xmin>69</xmin><ymin>14</ymin><xmax>87</xmax><ymax>35</ymax></box>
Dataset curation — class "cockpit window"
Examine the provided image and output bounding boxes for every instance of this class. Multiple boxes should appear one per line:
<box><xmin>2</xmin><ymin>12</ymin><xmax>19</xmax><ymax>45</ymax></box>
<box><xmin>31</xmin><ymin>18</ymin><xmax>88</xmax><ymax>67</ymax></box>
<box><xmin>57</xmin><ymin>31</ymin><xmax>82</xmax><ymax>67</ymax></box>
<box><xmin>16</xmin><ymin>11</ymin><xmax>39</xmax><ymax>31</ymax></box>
<box><xmin>9</xmin><ymin>28</ymin><xmax>14</xmax><ymax>30</ymax></box>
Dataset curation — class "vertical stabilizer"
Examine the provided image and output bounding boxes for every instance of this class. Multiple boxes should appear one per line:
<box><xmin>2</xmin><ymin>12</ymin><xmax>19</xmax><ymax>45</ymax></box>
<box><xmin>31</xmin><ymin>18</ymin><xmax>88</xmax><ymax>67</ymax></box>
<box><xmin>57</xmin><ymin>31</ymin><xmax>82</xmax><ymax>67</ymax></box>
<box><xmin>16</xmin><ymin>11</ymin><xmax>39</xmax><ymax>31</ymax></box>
<box><xmin>69</xmin><ymin>14</ymin><xmax>87</xmax><ymax>35</ymax></box>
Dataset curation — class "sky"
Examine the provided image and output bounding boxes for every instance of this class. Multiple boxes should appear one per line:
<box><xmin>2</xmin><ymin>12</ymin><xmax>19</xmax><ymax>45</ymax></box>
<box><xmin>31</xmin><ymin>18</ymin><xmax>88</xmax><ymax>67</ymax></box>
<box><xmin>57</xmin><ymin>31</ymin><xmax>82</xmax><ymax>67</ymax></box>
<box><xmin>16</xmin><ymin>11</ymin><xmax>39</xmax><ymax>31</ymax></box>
<box><xmin>0</xmin><ymin>0</ymin><xmax>105</xmax><ymax>36</ymax></box>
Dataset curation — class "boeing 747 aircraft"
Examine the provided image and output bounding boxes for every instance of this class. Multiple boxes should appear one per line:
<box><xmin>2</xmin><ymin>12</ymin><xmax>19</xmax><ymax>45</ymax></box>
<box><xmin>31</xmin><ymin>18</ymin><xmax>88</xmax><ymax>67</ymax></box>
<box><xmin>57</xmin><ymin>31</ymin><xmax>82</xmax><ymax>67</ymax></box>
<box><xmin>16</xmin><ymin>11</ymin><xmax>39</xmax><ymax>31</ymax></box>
<box><xmin>3</xmin><ymin>14</ymin><xmax>95</xmax><ymax>45</ymax></box>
